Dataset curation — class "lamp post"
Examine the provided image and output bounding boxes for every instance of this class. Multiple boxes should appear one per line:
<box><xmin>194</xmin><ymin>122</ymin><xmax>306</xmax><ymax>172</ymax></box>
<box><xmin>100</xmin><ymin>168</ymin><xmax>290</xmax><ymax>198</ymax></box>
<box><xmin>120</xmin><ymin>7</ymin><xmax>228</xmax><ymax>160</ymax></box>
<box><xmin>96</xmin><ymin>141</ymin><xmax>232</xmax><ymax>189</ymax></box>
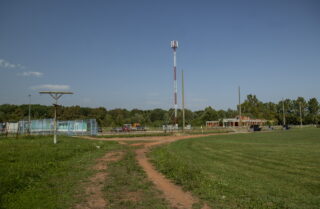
<box><xmin>282</xmin><ymin>98</ymin><xmax>286</xmax><ymax>126</ymax></box>
<box><xmin>28</xmin><ymin>94</ymin><xmax>31</xmax><ymax>134</ymax></box>
<box><xmin>299</xmin><ymin>102</ymin><xmax>303</xmax><ymax>128</ymax></box>
<box><xmin>39</xmin><ymin>91</ymin><xmax>73</xmax><ymax>144</ymax></box>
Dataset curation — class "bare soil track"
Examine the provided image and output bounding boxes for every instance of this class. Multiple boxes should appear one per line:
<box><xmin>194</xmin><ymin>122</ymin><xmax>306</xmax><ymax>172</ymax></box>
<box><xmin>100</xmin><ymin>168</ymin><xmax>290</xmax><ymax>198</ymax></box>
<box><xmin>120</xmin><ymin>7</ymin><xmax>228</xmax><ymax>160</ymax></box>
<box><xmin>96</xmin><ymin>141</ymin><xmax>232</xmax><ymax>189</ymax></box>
<box><xmin>133</xmin><ymin>135</ymin><xmax>213</xmax><ymax>209</ymax></box>
<box><xmin>81</xmin><ymin>133</ymin><xmax>228</xmax><ymax>209</ymax></box>
<box><xmin>74</xmin><ymin>151</ymin><xmax>123</xmax><ymax>209</ymax></box>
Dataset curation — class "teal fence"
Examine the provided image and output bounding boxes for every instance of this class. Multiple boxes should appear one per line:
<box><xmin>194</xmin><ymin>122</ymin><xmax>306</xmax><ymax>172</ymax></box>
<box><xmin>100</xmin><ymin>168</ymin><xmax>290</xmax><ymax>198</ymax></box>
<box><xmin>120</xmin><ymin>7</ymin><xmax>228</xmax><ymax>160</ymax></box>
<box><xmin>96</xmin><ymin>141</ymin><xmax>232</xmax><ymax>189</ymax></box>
<box><xmin>1</xmin><ymin>119</ymin><xmax>98</xmax><ymax>136</ymax></box>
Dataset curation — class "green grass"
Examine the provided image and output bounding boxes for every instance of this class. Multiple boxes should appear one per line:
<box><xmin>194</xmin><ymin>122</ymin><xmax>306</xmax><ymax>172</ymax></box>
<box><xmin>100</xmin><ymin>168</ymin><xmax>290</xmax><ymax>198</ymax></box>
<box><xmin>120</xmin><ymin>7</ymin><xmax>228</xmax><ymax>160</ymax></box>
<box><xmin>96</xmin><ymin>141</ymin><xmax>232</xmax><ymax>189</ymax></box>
<box><xmin>149</xmin><ymin>128</ymin><xmax>320</xmax><ymax>209</ymax></box>
<box><xmin>0</xmin><ymin>135</ymin><xmax>121</xmax><ymax>209</ymax></box>
<box><xmin>104</xmin><ymin>147</ymin><xmax>171</xmax><ymax>209</ymax></box>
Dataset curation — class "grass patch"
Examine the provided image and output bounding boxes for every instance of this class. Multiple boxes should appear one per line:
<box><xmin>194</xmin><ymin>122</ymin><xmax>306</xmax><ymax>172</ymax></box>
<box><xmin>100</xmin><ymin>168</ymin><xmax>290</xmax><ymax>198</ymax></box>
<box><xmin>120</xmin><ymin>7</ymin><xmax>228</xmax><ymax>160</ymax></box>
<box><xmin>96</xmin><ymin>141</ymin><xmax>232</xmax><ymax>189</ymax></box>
<box><xmin>104</xmin><ymin>147</ymin><xmax>171</xmax><ymax>209</ymax></box>
<box><xmin>149</xmin><ymin>128</ymin><xmax>320</xmax><ymax>209</ymax></box>
<box><xmin>0</xmin><ymin>135</ymin><xmax>121</xmax><ymax>209</ymax></box>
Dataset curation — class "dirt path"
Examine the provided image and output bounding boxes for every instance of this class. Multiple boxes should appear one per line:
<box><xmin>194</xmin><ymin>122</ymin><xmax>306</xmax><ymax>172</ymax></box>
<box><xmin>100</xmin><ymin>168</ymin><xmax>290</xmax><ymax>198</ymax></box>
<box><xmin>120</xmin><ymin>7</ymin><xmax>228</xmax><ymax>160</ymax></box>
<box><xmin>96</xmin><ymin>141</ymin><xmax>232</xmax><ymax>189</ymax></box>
<box><xmin>80</xmin><ymin>133</ymin><xmax>232</xmax><ymax>209</ymax></box>
<box><xmin>135</xmin><ymin>136</ymin><xmax>212</xmax><ymax>209</ymax></box>
<box><xmin>82</xmin><ymin>132</ymin><xmax>230</xmax><ymax>142</ymax></box>
<box><xmin>74</xmin><ymin>151</ymin><xmax>123</xmax><ymax>209</ymax></box>
<box><xmin>135</xmin><ymin>147</ymin><xmax>202</xmax><ymax>209</ymax></box>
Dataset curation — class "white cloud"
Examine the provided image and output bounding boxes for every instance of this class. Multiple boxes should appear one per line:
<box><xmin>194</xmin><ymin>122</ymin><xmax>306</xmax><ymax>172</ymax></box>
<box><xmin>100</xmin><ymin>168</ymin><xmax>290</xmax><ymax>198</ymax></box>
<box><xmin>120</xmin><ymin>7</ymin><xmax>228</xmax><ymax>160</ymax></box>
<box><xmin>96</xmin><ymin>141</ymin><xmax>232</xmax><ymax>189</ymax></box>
<box><xmin>0</xmin><ymin>59</ymin><xmax>25</xmax><ymax>69</ymax></box>
<box><xmin>18</xmin><ymin>71</ymin><xmax>43</xmax><ymax>77</ymax></box>
<box><xmin>31</xmin><ymin>84</ymin><xmax>70</xmax><ymax>91</ymax></box>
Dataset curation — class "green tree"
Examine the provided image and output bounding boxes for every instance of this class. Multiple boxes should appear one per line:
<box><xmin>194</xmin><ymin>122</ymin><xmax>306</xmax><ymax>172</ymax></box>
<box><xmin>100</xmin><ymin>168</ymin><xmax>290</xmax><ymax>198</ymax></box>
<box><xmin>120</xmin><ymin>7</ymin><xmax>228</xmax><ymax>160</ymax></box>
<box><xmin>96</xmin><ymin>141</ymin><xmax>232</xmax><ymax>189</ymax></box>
<box><xmin>201</xmin><ymin>106</ymin><xmax>218</xmax><ymax>123</ymax></box>
<box><xmin>307</xmin><ymin>98</ymin><xmax>319</xmax><ymax>124</ymax></box>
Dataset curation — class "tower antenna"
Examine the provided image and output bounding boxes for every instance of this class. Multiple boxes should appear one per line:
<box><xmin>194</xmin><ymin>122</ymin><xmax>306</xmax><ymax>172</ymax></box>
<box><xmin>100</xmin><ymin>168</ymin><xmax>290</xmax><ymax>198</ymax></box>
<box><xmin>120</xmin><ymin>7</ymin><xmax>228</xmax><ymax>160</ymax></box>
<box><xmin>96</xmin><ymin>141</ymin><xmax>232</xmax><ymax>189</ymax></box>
<box><xmin>171</xmin><ymin>40</ymin><xmax>178</xmax><ymax>126</ymax></box>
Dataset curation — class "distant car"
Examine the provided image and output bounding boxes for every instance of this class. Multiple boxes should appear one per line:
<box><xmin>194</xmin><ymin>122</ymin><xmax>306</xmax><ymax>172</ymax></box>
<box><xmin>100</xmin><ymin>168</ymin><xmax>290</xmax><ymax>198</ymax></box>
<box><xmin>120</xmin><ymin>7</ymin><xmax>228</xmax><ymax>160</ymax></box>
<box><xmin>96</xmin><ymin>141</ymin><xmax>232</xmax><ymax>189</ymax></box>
<box><xmin>250</xmin><ymin>125</ymin><xmax>261</xmax><ymax>132</ymax></box>
<box><xmin>283</xmin><ymin>125</ymin><xmax>290</xmax><ymax>130</ymax></box>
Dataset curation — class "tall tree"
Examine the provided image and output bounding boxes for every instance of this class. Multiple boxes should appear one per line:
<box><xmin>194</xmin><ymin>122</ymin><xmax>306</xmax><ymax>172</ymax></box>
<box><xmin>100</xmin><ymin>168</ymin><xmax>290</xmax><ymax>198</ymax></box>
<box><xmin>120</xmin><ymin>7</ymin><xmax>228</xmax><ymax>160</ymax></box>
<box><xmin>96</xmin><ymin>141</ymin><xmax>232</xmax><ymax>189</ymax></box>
<box><xmin>307</xmin><ymin>98</ymin><xmax>319</xmax><ymax>124</ymax></box>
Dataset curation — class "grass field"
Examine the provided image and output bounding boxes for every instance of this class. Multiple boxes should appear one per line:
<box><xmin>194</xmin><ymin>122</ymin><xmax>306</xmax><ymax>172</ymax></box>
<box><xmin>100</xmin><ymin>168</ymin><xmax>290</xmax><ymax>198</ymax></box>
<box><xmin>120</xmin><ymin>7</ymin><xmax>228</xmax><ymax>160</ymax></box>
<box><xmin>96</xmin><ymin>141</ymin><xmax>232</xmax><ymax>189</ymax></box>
<box><xmin>149</xmin><ymin>128</ymin><xmax>320</xmax><ymax>209</ymax></box>
<box><xmin>0</xmin><ymin>136</ymin><xmax>121</xmax><ymax>209</ymax></box>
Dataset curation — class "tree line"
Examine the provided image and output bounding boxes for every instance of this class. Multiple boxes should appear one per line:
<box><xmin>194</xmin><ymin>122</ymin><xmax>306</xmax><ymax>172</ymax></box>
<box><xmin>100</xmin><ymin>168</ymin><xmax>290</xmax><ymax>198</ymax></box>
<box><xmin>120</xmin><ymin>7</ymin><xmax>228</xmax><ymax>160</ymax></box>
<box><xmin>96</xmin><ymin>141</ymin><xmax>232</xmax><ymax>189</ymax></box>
<box><xmin>0</xmin><ymin>95</ymin><xmax>319</xmax><ymax>127</ymax></box>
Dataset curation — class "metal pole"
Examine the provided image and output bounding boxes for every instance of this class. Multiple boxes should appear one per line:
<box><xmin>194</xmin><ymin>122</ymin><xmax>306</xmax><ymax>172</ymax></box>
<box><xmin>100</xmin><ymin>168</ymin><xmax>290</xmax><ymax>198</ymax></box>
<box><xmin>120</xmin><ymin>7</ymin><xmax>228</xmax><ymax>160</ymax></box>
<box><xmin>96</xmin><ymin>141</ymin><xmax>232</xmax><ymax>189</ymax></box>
<box><xmin>299</xmin><ymin>102</ymin><xmax>302</xmax><ymax>128</ymax></box>
<box><xmin>53</xmin><ymin>96</ymin><xmax>57</xmax><ymax>144</ymax></box>
<box><xmin>173</xmin><ymin>49</ymin><xmax>178</xmax><ymax>125</ymax></box>
<box><xmin>238</xmin><ymin>86</ymin><xmax>241</xmax><ymax>127</ymax></box>
<box><xmin>182</xmin><ymin>70</ymin><xmax>185</xmax><ymax>131</ymax></box>
<box><xmin>39</xmin><ymin>91</ymin><xmax>73</xmax><ymax>144</ymax></box>
<box><xmin>282</xmin><ymin>98</ymin><xmax>286</xmax><ymax>126</ymax></box>
<box><xmin>28</xmin><ymin>94</ymin><xmax>31</xmax><ymax>134</ymax></box>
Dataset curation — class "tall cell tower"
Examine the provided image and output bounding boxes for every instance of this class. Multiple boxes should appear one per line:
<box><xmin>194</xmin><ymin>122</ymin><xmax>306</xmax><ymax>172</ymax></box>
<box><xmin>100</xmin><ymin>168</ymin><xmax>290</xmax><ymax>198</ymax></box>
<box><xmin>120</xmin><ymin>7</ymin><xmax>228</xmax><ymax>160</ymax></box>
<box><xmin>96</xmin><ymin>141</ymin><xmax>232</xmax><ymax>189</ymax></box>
<box><xmin>171</xmin><ymin>40</ymin><xmax>178</xmax><ymax>125</ymax></box>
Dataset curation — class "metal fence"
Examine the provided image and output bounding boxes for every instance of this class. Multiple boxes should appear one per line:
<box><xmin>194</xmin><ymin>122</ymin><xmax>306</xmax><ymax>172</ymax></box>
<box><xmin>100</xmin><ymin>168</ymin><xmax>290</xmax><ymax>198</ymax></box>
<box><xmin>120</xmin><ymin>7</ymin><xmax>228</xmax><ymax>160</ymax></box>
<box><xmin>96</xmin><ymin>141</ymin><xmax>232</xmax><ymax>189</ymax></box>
<box><xmin>0</xmin><ymin>119</ymin><xmax>98</xmax><ymax>136</ymax></box>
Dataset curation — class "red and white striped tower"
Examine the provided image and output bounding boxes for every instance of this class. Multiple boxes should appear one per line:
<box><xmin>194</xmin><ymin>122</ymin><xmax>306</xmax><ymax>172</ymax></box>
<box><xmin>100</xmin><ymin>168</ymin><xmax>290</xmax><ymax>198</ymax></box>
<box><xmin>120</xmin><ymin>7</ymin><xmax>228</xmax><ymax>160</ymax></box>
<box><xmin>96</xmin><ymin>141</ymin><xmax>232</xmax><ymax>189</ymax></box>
<box><xmin>171</xmin><ymin>40</ymin><xmax>178</xmax><ymax>125</ymax></box>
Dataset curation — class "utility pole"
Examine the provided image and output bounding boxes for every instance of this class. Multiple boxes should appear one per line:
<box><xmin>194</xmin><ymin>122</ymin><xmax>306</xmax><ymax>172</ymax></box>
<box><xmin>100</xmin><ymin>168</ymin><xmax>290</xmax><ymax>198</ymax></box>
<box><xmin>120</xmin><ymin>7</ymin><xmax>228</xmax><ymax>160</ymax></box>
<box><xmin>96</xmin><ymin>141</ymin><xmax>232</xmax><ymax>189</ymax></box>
<box><xmin>299</xmin><ymin>102</ymin><xmax>303</xmax><ymax>128</ymax></box>
<box><xmin>182</xmin><ymin>70</ymin><xmax>185</xmax><ymax>131</ymax></box>
<box><xmin>238</xmin><ymin>86</ymin><xmax>241</xmax><ymax>127</ymax></box>
<box><xmin>282</xmin><ymin>98</ymin><xmax>286</xmax><ymax>126</ymax></box>
<box><xmin>39</xmin><ymin>91</ymin><xmax>73</xmax><ymax>144</ymax></box>
<box><xmin>28</xmin><ymin>94</ymin><xmax>31</xmax><ymax>134</ymax></box>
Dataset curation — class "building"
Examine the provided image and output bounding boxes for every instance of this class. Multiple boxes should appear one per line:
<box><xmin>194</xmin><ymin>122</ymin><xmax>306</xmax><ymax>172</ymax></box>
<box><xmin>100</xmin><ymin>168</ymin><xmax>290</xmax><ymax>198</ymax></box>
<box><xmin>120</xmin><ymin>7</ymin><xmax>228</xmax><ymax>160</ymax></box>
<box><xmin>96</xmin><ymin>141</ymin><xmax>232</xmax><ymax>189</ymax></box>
<box><xmin>206</xmin><ymin>121</ymin><xmax>220</xmax><ymax>128</ymax></box>
<box><xmin>222</xmin><ymin>116</ymin><xmax>266</xmax><ymax>127</ymax></box>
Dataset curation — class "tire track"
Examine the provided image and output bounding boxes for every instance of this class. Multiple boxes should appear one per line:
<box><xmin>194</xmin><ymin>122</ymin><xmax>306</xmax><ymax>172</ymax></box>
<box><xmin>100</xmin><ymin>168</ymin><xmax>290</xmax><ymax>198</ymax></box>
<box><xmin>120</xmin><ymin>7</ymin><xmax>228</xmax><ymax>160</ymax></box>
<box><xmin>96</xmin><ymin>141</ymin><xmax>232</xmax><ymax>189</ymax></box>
<box><xmin>74</xmin><ymin>151</ymin><xmax>123</xmax><ymax>209</ymax></box>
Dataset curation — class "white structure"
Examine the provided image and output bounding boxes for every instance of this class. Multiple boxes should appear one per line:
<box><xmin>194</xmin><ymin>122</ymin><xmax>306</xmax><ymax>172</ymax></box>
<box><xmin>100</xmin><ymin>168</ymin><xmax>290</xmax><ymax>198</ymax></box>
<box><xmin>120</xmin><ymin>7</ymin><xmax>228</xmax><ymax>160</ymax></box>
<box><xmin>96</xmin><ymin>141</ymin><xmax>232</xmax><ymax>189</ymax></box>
<box><xmin>163</xmin><ymin>124</ymin><xmax>179</xmax><ymax>131</ymax></box>
<box><xmin>0</xmin><ymin>122</ymin><xmax>19</xmax><ymax>133</ymax></box>
<box><xmin>222</xmin><ymin>116</ymin><xmax>267</xmax><ymax>127</ymax></box>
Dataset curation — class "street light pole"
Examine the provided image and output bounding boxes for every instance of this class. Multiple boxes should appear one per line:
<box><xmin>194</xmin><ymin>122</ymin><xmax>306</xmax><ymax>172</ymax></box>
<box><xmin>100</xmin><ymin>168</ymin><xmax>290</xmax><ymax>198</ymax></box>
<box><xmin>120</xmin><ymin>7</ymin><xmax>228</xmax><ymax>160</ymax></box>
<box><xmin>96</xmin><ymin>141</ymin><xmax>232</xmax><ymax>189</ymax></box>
<box><xmin>53</xmin><ymin>98</ymin><xmax>58</xmax><ymax>144</ymax></box>
<box><xmin>28</xmin><ymin>94</ymin><xmax>31</xmax><ymax>134</ymax></box>
<box><xmin>282</xmin><ymin>98</ymin><xmax>286</xmax><ymax>126</ymax></box>
<box><xmin>299</xmin><ymin>102</ymin><xmax>303</xmax><ymax>128</ymax></box>
<box><xmin>39</xmin><ymin>91</ymin><xmax>73</xmax><ymax>144</ymax></box>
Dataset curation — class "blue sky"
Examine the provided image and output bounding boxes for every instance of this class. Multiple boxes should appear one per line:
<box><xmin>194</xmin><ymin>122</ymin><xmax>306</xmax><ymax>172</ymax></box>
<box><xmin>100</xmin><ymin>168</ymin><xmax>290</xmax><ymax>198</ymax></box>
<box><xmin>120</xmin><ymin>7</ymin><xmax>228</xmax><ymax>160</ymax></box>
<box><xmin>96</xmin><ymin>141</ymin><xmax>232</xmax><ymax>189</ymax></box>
<box><xmin>1</xmin><ymin>0</ymin><xmax>319</xmax><ymax>110</ymax></box>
